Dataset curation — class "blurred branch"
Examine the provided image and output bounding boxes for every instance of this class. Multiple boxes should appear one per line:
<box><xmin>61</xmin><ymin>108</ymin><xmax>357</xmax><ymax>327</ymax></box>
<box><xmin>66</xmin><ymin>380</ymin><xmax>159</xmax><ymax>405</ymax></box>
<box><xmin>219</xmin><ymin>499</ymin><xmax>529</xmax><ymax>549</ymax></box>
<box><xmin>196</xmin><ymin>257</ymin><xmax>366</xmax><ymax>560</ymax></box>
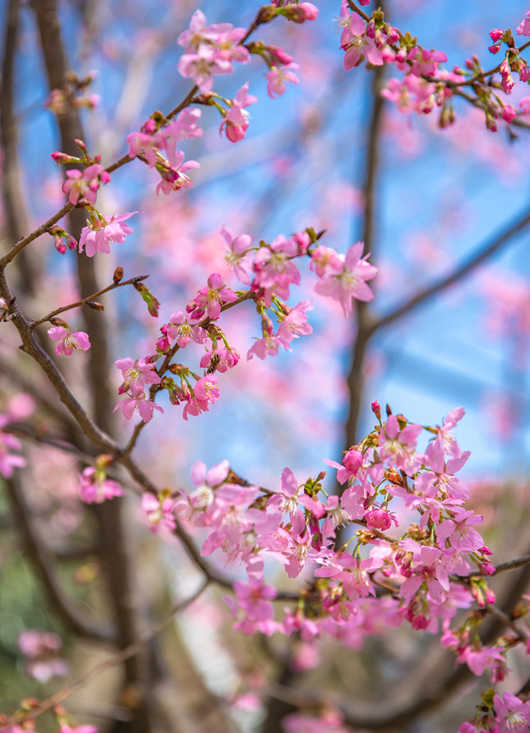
<box><xmin>0</xmin><ymin>0</ymin><xmax>38</xmax><ymax>291</ymax></box>
<box><xmin>3</xmin><ymin>471</ymin><xmax>115</xmax><ymax>642</ymax></box>
<box><xmin>374</xmin><ymin>203</ymin><xmax>530</xmax><ymax>332</ymax></box>
<box><xmin>343</xmin><ymin>33</ymin><xmax>386</xmax><ymax>450</ymax></box>
<box><xmin>3</xmin><ymin>581</ymin><xmax>209</xmax><ymax>727</ymax></box>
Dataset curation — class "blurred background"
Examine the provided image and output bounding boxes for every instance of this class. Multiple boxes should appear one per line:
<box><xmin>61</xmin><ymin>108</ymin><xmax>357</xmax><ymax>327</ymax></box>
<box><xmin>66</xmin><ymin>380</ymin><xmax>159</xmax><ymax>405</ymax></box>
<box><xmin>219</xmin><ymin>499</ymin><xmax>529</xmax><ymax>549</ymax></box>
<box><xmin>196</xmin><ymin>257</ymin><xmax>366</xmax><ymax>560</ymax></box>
<box><xmin>2</xmin><ymin>0</ymin><xmax>530</xmax><ymax>731</ymax></box>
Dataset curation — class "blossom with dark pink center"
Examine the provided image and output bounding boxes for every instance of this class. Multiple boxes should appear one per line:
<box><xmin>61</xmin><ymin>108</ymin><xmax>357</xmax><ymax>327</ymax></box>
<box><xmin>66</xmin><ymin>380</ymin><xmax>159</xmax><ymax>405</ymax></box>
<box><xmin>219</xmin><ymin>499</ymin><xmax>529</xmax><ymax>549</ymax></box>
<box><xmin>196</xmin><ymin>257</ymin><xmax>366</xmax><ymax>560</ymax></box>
<box><xmin>155</xmin><ymin>151</ymin><xmax>200</xmax><ymax>196</ymax></box>
<box><xmin>220</xmin><ymin>83</ymin><xmax>257</xmax><ymax>143</ymax></box>
<box><xmin>341</xmin><ymin>14</ymin><xmax>383</xmax><ymax>70</ymax></box>
<box><xmin>323</xmin><ymin>447</ymin><xmax>363</xmax><ymax>485</ymax></box>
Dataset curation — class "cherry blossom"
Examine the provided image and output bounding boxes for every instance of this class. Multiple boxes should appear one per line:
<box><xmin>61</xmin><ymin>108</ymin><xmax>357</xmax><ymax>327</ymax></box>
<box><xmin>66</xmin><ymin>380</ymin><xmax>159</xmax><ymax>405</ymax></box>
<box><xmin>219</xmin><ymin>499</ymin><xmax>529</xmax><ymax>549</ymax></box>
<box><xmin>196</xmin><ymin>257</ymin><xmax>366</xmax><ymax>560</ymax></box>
<box><xmin>115</xmin><ymin>357</ymin><xmax>161</xmax><ymax>395</ymax></box>
<box><xmin>113</xmin><ymin>383</ymin><xmax>164</xmax><ymax>422</ymax></box>
<box><xmin>62</xmin><ymin>164</ymin><xmax>108</xmax><ymax>205</ymax></box>
<box><xmin>47</xmin><ymin>326</ymin><xmax>91</xmax><ymax>356</ymax></box>
<box><xmin>79</xmin><ymin>466</ymin><xmax>124</xmax><ymax>504</ymax></box>
<box><xmin>142</xmin><ymin>492</ymin><xmax>176</xmax><ymax>532</ymax></box>
<box><xmin>186</xmin><ymin>273</ymin><xmax>238</xmax><ymax>320</ymax></box>
<box><xmin>79</xmin><ymin>212</ymin><xmax>136</xmax><ymax>257</ymax></box>
<box><xmin>265</xmin><ymin>63</ymin><xmax>299</xmax><ymax>97</ymax></box>
<box><xmin>314</xmin><ymin>241</ymin><xmax>377</xmax><ymax>315</ymax></box>
<box><xmin>167</xmin><ymin>312</ymin><xmax>208</xmax><ymax>348</ymax></box>
<box><xmin>220</xmin><ymin>83</ymin><xmax>257</xmax><ymax>143</ymax></box>
<box><xmin>220</xmin><ymin>226</ymin><xmax>253</xmax><ymax>284</ymax></box>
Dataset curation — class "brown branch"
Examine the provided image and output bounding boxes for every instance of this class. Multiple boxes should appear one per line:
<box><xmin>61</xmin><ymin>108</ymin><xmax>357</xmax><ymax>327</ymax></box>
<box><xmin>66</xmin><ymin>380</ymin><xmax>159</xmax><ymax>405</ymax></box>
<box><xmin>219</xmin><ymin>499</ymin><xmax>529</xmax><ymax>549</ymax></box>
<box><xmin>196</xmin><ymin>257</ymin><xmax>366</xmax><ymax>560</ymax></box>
<box><xmin>485</xmin><ymin>603</ymin><xmax>530</xmax><ymax>642</ymax></box>
<box><xmin>3</xmin><ymin>471</ymin><xmax>115</xmax><ymax>642</ymax></box>
<box><xmin>0</xmin><ymin>0</ymin><xmax>39</xmax><ymax>290</ymax></box>
<box><xmin>492</xmin><ymin>554</ymin><xmax>530</xmax><ymax>576</ymax></box>
<box><xmin>30</xmin><ymin>274</ymin><xmax>149</xmax><ymax>328</ymax></box>
<box><xmin>2</xmin><ymin>581</ymin><xmax>210</xmax><ymax>726</ymax></box>
<box><xmin>374</xmin><ymin>202</ymin><xmax>530</xmax><ymax>332</ymax></box>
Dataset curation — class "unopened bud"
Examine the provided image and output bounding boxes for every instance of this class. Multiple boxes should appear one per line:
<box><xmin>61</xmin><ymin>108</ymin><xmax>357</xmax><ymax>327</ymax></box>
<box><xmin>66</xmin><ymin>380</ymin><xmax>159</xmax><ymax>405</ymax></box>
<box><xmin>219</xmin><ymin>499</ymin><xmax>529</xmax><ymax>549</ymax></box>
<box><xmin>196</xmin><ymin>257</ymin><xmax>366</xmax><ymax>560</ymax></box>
<box><xmin>50</xmin><ymin>151</ymin><xmax>80</xmax><ymax>166</ymax></box>
<box><xmin>75</xmin><ymin>139</ymin><xmax>88</xmax><ymax>155</ymax></box>
<box><xmin>87</xmin><ymin>300</ymin><xmax>104</xmax><ymax>311</ymax></box>
<box><xmin>386</xmin><ymin>403</ymin><xmax>393</xmax><ymax>417</ymax></box>
<box><xmin>256</xmin><ymin>5</ymin><xmax>279</xmax><ymax>24</ymax></box>
<box><xmin>371</xmin><ymin>400</ymin><xmax>381</xmax><ymax>420</ymax></box>
<box><xmin>113</xmin><ymin>266</ymin><xmax>124</xmax><ymax>284</ymax></box>
<box><xmin>50</xmin><ymin>317</ymin><xmax>69</xmax><ymax>328</ymax></box>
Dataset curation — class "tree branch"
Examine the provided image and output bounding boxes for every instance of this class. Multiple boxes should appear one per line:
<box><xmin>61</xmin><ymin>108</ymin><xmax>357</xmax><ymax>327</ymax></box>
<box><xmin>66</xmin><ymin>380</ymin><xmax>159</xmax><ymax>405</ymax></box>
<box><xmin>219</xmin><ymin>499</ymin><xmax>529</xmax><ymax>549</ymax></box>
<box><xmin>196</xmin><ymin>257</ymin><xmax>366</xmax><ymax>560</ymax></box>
<box><xmin>30</xmin><ymin>274</ymin><xmax>149</xmax><ymax>328</ymax></box>
<box><xmin>2</xmin><ymin>581</ymin><xmax>209</xmax><ymax>727</ymax></box>
<box><xmin>3</xmin><ymin>471</ymin><xmax>115</xmax><ymax>642</ymax></box>
<box><xmin>374</xmin><ymin>203</ymin><xmax>530</xmax><ymax>332</ymax></box>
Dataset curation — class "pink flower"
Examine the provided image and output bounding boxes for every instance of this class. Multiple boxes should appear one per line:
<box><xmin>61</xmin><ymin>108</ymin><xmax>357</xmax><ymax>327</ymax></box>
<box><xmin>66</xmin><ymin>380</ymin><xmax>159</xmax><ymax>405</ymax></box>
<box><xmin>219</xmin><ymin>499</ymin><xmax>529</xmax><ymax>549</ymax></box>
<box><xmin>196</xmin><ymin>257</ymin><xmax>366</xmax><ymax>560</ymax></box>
<box><xmin>341</xmin><ymin>15</ymin><xmax>383</xmax><ymax>70</ymax></box>
<box><xmin>142</xmin><ymin>492</ymin><xmax>176</xmax><ymax>532</ymax></box>
<box><xmin>432</xmin><ymin>406</ymin><xmax>465</xmax><ymax>458</ymax></box>
<box><xmin>186</xmin><ymin>273</ymin><xmax>238</xmax><ymax>320</ymax></box>
<box><xmin>252</xmin><ymin>235</ymin><xmax>300</xmax><ymax>304</ymax></box>
<box><xmin>60</xmin><ymin>727</ymin><xmax>98</xmax><ymax>733</ymax></box>
<box><xmin>314</xmin><ymin>241</ymin><xmax>377</xmax><ymax>315</ymax></box>
<box><xmin>79</xmin><ymin>212</ymin><xmax>136</xmax><ymax>257</ymax></box>
<box><xmin>310</xmin><ymin>245</ymin><xmax>343</xmax><ymax>277</ymax></box>
<box><xmin>517</xmin><ymin>11</ymin><xmax>530</xmax><ymax>36</ymax></box>
<box><xmin>502</xmin><ymin>105</ymin><xmax>517</xmax><ymax>123</ymax></box>
<box><xmin>436</xmin><ymin>509</ymin><xmax>484</xmax><ymax>553</ymax></box>
<box><xmin>277</xmin><ymin>300</ymin><xmax>313</xmax><ymax>345</ymax></box>
<box><xmin>281</xmin><ymin>3</ymin><xmax>319</xmax><ymax>23</ymax></box>
<box><xmin>365</xmin><ymin>508</ymin><xmax>395</xmax><ymax>531</ymax></box>
<box><xmin>167</xmin><ymin>311</ymin><xmax>208</xmax><ymax>348</ymax></box>
<box><xmin>47</xmin><ymin>326</ymin><xmax>91</xmax><ymax>356</ymax></box>
<box><xmin>164</xmin><ymin>108</ymin><xmax>203</xmax><ymax>164</ymax></box>
<box><xmin>265</xmin><ymin>63</ymin><xmax>299</xmax><ymax>98</ymax></box>
<box><xmin>520</xmin><ymin>96</ymin><xmax>530</xmax><ymax>115</ymax></box>
<box><xmin>494</xmin><ymin>691</ymin><xmax>530</xmax><ymax>733</ymax></box>
<box><xmin>490</xmin><ymin>29</ymin><xmax>504</xmax><ymax>43</ymax></box>
<box><xmin>0</xmin><ymin>417</ymin><xmax>26</xmax><ymax>478</ymax></box>
<box><xmin>18</xmin><ymin>629</ymin><xmax>69</xmax><ymax>683</ymax></box>
<box><xmin>114</xmin><ymin>383</ymin><xmax>164</xmax><ymax>422</ymax></box>
<box><xmin>79</xmin><ymin>466</ymin><xmax>123</xmax><ymax>504</ymax></box>
<box><xmin>115</xmin><ymin>357</ymin><xmax>161</xmax><ymax>395</ymax></box>
<box><xmin>199</xmin><ymin>348</ymin><xmax>239</xmax><ymax>373</ymax></box>
<box><xmin>126</xmin><ymin>128</ymin><xmax>166</xmax><ymax>168</ymax></box>
<box><xmin>220</xmin><ymin>83</ymin><xmax>257</xmax><ymax>143</ymax></box>
<box><xmin>155</xmin><ymin>151</ymin><xmax>200</xmax><ymax>196</ymax></box>
<box><xmin>378</xmin><ymin>415</ymin><xmax>422</xmax><ymax>473</ymax></box>
<box><xmin>247</xmin><ymin>331</ymin><xmax>282</xmax><ymax>360</ymax></box>
<box><xmin>62</xmin><ymin>164</ymin><xmax>107</xmax><ymax>205</ymax></box>
<box><xmin>221</xmin><ymin>226</ymin><xmax>253</xmax><ymax>284</ymax></box>
<box><xmin>324</xmin><ymin>448</ymin><xmax>363</xmax><ymax>485</ymax></box>
<box><xmin>407</xmin><ymin>47</ymin><xmax>448</xmax><ymax>77</ymax></box>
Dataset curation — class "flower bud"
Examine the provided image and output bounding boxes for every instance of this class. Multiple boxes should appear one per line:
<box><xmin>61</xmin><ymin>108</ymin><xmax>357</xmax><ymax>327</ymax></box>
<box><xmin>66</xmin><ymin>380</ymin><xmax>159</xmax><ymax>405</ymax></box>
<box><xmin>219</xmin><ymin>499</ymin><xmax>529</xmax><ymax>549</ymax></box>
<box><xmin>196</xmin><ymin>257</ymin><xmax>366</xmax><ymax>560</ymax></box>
<box><xmin>371</xmin><ymin>400</ymin><xmax>381</xmax><ymax>420</ymax></box>
<box><xmin>50</xmin><ymin>151</ymin><xmax>80</xmax><ymax>166</ymax></box>
<box><xmin>87</xmin><ymin>300</ymin><xmax>104</xmax><ymax>311</ymax></box>
<box><xmin>113</xmin><ymin>266</ymin><xmax>124</xmax><ymax>284</ymax></box>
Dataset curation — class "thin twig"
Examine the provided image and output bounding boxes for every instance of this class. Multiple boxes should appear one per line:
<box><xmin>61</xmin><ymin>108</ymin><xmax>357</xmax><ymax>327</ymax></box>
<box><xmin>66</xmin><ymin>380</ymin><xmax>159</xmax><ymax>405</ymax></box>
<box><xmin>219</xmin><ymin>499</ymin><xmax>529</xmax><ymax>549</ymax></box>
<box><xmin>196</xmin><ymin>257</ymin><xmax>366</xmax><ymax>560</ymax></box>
<box><xmin>30</xmin><ymin>274</ymin><xmax>149</xmax><ymax>328</ymax></box>
<box><xmin>2</xmin><ymin>581</ymin><xmax>210</xmax><ymax>726</ymax></box>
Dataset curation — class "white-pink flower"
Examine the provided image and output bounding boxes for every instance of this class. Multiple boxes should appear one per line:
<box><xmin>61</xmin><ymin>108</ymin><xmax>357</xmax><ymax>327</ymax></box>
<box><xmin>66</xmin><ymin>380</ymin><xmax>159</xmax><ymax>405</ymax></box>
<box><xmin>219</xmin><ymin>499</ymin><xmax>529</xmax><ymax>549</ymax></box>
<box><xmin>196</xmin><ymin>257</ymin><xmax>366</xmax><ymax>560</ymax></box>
<box><xmin>313</xmin><ymin>241</ymin><xmax>377</xmax><ymax>315</ymax></box>
<box><xmin>221</xmin><ymin>226</ymin><xmax>253</xmax><ymax>284</ymax></box>
<box><xmin>47</xmin><ymin>326</ymin><xmax>91</xmax><ymax>356</ymax></box>
<box><xmin>220</xmin><ymin>83</ymin><xmax>257</xmax><ymax>143</ymax></box>
<box><xmin>79</xmin><ymin>212</ymin><xmax>136</xmax><ymax>257</ymax></box>
<box><xmin>265</xmin><ymin>64</ymin><xmax>299</xmax><ymax>98</ymax></box>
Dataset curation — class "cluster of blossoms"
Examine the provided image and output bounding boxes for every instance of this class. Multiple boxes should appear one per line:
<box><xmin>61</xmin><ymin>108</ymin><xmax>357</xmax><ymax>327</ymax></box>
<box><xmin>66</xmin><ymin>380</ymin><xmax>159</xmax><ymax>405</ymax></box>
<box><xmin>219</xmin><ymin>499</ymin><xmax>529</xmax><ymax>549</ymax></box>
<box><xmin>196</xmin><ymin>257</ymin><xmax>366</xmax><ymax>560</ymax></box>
<box><xmin>135</xmin><ymin>402</ymin><xmax>530</xmax><ymax>705</ymax></box>
<box><xmin>17</xmin><ymin>630</ymin><xmax>69</xmax><ymax>684</ymax></box>
<box><xmin>340</xmin><ymin>1</ymin><xmax>530</xmax><ymax>132</ymax></box>
<box><xmin>110</xmin><ymin>227</ymin><xmax>376</xmax><ymax>424</ymax></box>
<box><xmin>78</xmin><ymin>455</ymin><xmax>123</xmax><ymax>504</ymax></box>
